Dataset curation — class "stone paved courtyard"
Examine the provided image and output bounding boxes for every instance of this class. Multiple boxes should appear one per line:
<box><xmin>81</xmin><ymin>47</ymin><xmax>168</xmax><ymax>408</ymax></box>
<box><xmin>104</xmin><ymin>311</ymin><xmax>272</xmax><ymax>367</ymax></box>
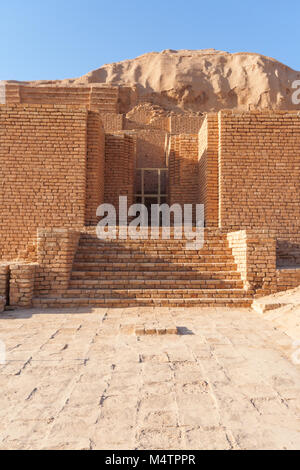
<box><xmin>0</xmin><ymin>305</ymin><xmax>300</xmax><ymax>450</ymax></box>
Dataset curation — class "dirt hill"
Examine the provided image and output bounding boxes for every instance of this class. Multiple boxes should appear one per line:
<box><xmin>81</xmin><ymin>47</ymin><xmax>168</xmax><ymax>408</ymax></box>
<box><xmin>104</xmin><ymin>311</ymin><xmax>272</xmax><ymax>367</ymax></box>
<box><xmin>9</xmin><ymin>49</ymin><xmax>300</xmax><ymax>113</ymax></box>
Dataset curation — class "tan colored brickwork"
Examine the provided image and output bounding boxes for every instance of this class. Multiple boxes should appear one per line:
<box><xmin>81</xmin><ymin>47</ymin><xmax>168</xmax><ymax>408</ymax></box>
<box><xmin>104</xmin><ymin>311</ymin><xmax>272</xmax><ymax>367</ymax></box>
<box><xmin>0</xmin><ymin>92</ymin><xmax>298</xmax><ymax>304</ymax></box>
<box><xmin>99</xmin><ymin>112</ymin><xmax>124</xmax><ymax>132</ymax></box>
<box><xmin>6</xmin><ymin>84</ymin><xmax>119</xmax><ymax>114</ymax></box>
<box><xmin>104</xmin><ymin>133</ymin><xmax>136</xmax><ymax>215</ymax></box>
<box><xmin>198</xmin><ymin>119</ymin><xmax>207</xmax><ymax>216</ymax></box>
<box><xmin>169</xmin><ymin>135</ymin><xmax>199</xmax><ymax>220</ymax></box>
<box><xmin>85</xmin><ymin>112</ymin><xmax>105</xmax><ymax>225</ymax></box>
<box><xmin>219</xmin><ymin>110</ymin><xmax>300</xmax><ymax>246</ymax></box>
<box><xmin>89</xmin><ymin>86</ymin><xmax>119</xmax><ymax>113</ymax></box>
<box><xmin>35</xmin><ymin>228</ymin><xmax>80</xmax><ymax>296</ymax></box>
<box><xmin>226</xmin><ymin>230</ymin><xmax>300</xmax><ymax>297</ymax></box>
<box><xmin>124</xmin><ymin>107</ymin><xmax>169</xmax><ymax>132</ymax></box>
<box><xmin>198</xmin><ymin>114</ymin><xmax>219</xmax><ymax>227</ymax></box>
<box><xmin>0</xmin><ymin>104</ymin><xmax>87</xmax><ymax>261</ymax></box>
<box><xmin>124</xmin><ymin>110</ymin><xmax>203</xmax><ymax>134</ymax></box>
<box><xmin>276</xmin><ymin>240</ymin><xmax>300</xmax><ymax>267</ymax></box>
<box><xmin>136</xmin><ymin>130</ymin><xmax>167</xmax><ymax>168</ymax></box>
<box><xmin>0</xmin><ymin>264</ymin><xmax>9</xmax><ymax>305</ymax></box>
<box><xmin>276</xmin><ymin>268</ymin><xmax>300</xmax><ymax>291</ymax></box>
<box><xmin>10</xmin><ymin>263</ymin><xmax>37</xmax><ymax>308</ymax></box>
<box><xmin>168</xmin><ymin>135</ymin><xmax>180</xmax><ymax>198</ymax></box>
<box><xmin>170</xmin><ymin>115</ymin><xmax>203</xmax><ymax>134</ymax></box>
<box><xmin>227</xmin><ymin>230</ymin><xmax>277</xmax><ymax>296</ymax></box>
<box><xmin>19</xmin><ymin>86</ymin><xmax>90</xmax><ymax>106</ymax></box>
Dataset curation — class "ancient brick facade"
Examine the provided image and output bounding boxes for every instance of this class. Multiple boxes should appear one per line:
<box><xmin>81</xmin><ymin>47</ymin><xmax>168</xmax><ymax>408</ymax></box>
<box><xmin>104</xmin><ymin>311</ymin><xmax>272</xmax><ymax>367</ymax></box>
<box><xmin>85</xmin><ymin>112</ymin><xmax>105</xmax><ymax>225</ymax></box>
<box><xmin>104</xmin><ymin>133</ymin><xmax>136</xmax><ymax>216</ymax></box>
<box><xmin>5</xmin><ymin>84</ymin><xmax>119</xmax><ymax>113</ymax></box>
<box><xmin>0</xmin><ymin>104</ymin><xmax>87</xmax><ymax>260</ymax></box>
<box><xmin>218</xmin><ymin>111</ymin><xmax>300</xmax><ymax>242</ymax></box>
<box><xmin>135</xmin><ymin>130</ymin><xmax>167</xmax><ymax>168</ymax></box>
<box><xmin>198</xmin><ymin>114</ymin><xmax>219</xmax><ymax>227</ymax></box>
<box><xmin>169</xmin><ymin>134</ymin><xmax>199</xmax><ymax>212</ymax></box>
<box><xmin>0</xmin><ymin>87</ymin><xmax>299</xmax><ymax>308</ymax></box>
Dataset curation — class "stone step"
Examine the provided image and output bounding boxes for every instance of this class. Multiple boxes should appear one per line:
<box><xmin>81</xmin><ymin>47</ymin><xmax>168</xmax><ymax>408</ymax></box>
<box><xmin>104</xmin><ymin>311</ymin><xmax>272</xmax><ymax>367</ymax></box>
<box><xmin>63</xmin><ymin>288</ymin><xmax>250</xmax><ymax>299</ymax></box>
<box><xmin>71</xmin><ymin>270</ymin><xmax>242</xmax><ymax>280</ymax></box>
<box><xmin>74</xmin><ymin>253</ymin><xmax>234</xmax><ymax>263</ymax></box>
<box><xmin>78</xmin><ymin>238</ymin><xmax>227</xmax><ymax>246</ymax></box>
<box><xmin>72</xmin><ymin>261</ymin><xmax>237</xmax><ymax>271</ymax></box>
<box><xmin>69</xmin><ymin>279</ymin><xmax>244</xmax><ymax>289</ymax></box>
<box><xmin>76</xmin><ymin>247</ymin><xmax>232</xmax><ymax>256</ymax></box>
<box><xmin>33</xmin><ymin>297</ymin><xmax>252</xmax><ymax>308</ymax></box>
<box><xmin>78</xmin><ymin>236</ymin><xmax>228</xmax><ymax>243</ymax></box>
<box><xmin>80</xmin><ymin>229</ymin><xmax>225</xmax><ymax>237</ymax></box>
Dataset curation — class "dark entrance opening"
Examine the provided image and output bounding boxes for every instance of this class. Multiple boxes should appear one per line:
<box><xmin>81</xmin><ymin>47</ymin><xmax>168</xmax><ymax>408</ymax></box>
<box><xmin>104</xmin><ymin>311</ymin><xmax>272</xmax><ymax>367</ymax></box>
<box><xmin>135</xmin><ymin>168</ymin><xmax>168</xmax><ymax>226</ymax></box>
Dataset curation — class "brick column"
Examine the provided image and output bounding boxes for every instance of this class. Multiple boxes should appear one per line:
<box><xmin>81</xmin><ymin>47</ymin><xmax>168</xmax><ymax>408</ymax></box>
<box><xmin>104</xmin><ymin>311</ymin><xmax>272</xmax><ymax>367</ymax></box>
<box><xmin>10</xmin><ymin>263</ymin><xmax>37</xmax><ymax>308</ymax></box>
<box><xmin>227</xmin><ymin>230</ymin><xmax>277</xmax><ymax>296</ymax></box>
<box><xmin>35</xmin><ymin>228</ymin><xmax>80</xmax><ymax>296</ymax></box>
<box><xmin>0</xmin><ymin>264</ymin><xmax>9</xmax><ymax>304</ymax></box>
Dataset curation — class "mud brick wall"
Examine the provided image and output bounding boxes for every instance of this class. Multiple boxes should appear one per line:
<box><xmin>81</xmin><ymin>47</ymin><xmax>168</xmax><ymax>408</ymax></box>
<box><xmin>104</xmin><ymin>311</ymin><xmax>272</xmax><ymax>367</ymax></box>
<box><xmin>170</xmin><ymin>115</ymin><xmax>203</xmax><ymax>134</ymax></box>
<box><xmin>89</xmin><ymin>86</ymin><xmax>119</xmax><ymax>113</ymax></box>
<box><xmin>124</xmin><ymin>108</ymin><xmax>170</xmax><ymax>132</ymax></box>
<box><xmin>0</xmin><ymin>264</ymin><xmax>9</xmax><ymax>305</ymax></box>
<box><xmin>198</xmin><ymin>114</ymin><xmax>219</xmax><ymax>227</ymax></box>
<box><xmin>6</xmin><ymin>84</ymin><xmax>119</xmax><ymax>114</ymax></box>
<box><xmin>10</xmin><ymin>263</ymin><xmax>37</xmax><ymax>308</ymax></box>
<box><xmin>227</xmin><ymin>231</ymin><xmax>249</xmax><ymax>289</ymax></box>
<box><xmin>124</xmin><ymin>111</ymin><xmax>203</xmax><ymax>134</ymax></box>
<box><xmin>276</xmin><ymin>269</ymin><xmax>300</xmax><ymax>291</ymax></box>
<box><xmin>20</xmin><ymin>86</ymin><xmax>90</xmax><ymax>106</ymax></box>
<box><xmin>104</xmin><ymin>133</ymin><xmax>135</xmax><ymax>216</ymax></box>
<box><xmin>99</xmin><ymin>113</ymin><xmax>124</xmax><ymax>132</ymax></box>
<box><xmin>35</xmin><ymin>228</ymin><xmax>80</xmax><ymax>296</ymax></box>
<box><xmin>6</xmin><ymin>84</ymin><xmax>90</xmax><ymax>106</ymax></box>
<box><xmin>135</xmin><ymin>130</ymin><xmax>167</xmax><ymax>168</ymax></box>
<box><xmin>0</xmin><ymin>104</ymin><xmax>87</xmax><ymax>261</ymax></box>
<box><xmin>198</xmin><ymin>120</ymin><xmax>207</xmax><ymax>217</ymax></box>
<box><xmin>227</xmin><ymin>230</ymin><xmax>281</xmax><ymax>296</ymax></box>
<box><xmin>150</xmin><ymin>116</ymin><xmax>170</xmax><ymax>132</ymax></box>
<box><xmin>4</xmin><ymin>84</ymin><xmax>20</xmax><ymax>103</ymax></box>
<box><xmin>276</xmin><ymin>240</ymin><xmax>300</xmax><ymax>267</ymax></box>
<box><xmin>219</xmin><ymin>111</ymin><xmax>300</xmax><ymax>248</ymax></box>
<box><xmin>168</xmin><ymin>135</ymin><xmax>180</xmax><ymax>202</ymax></box>
<box><xmin>169</xmin><ymin>134</ymin><xmax>199</xmax><ymax>222</ymax></box>
<box><xmin>85</xmin><ymin>112</ymin><xmax>105</xmax><ymax>225</ymax></box>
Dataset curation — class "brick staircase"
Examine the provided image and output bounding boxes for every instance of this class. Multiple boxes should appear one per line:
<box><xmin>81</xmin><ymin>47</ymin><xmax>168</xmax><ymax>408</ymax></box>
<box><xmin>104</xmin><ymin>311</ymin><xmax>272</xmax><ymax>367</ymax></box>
<box><xmin>34</xmin><ymin>230</ymin><xmax>253</xmax><ymax>308</ymax></box>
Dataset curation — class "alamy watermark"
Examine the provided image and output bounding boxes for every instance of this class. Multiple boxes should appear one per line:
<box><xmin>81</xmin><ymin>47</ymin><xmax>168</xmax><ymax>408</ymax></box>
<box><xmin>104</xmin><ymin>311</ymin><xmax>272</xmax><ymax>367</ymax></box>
<box><xmin>292</xmin><ymin>80</ymin><xmax>300</xmax><ymax>105</ymax></box>
<box><xmin>96</xmin><ymin>197</ymin><xmax>205</xmax><ymax>250</ymax></box>
<box><xmin>0</xmin><ymin>340</ymin><xmax>6</xmax><ymax>365</ymax></box>
<box><xmin>0</xmin><ymin>81</ymin><xmax>6</xmax><ymax>105</ymax></box>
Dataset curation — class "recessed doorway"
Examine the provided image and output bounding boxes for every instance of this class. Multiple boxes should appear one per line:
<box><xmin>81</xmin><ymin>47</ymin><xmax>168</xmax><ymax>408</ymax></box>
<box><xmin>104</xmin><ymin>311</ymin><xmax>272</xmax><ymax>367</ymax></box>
<box><xmin>135</xmin><ymin>168</ymin><xmax>168</xmax><ymax>224</ymax></box>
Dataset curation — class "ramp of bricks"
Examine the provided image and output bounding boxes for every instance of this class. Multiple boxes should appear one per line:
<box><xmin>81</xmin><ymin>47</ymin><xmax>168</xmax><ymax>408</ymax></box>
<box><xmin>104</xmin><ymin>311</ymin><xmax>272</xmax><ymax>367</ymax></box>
<box><xmin>34</xmin><ymin>229</ymin><xmax>253</xmax><ymax>308</ymax></box>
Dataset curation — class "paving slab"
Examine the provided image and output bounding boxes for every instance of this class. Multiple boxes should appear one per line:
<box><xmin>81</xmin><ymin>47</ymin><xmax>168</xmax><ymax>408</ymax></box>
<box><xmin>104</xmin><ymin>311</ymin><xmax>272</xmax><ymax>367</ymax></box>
<box><xmin>0</xmin><ymin>306</ymin><xmax>299</xmax><ymax>450</ymax></box>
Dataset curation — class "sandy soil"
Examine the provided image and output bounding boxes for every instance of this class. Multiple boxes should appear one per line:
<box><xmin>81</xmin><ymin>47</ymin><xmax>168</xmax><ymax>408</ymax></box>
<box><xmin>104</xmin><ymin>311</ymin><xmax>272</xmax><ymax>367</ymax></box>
<box><xmin>7</xmin><ymin>49</ymin><xmax>300</xmax><ymax>113</ymax></box>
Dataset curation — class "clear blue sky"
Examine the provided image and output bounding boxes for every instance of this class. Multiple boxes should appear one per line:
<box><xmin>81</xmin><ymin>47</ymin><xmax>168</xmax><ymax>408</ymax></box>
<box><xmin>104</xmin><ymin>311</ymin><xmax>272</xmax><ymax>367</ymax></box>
<box><xmin>1</xmin><ymin>0</ymin><xmax>299</xmax><ymax>81</ymax></box>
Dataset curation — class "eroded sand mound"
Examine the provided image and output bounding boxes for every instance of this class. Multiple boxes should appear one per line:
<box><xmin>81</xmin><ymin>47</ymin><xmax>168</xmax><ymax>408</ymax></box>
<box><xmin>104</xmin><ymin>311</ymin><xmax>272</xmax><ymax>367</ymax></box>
<box><xmin>12</xmin><ymin>49</ymin><xmax>300</xmax><ymax>113</ymax></box>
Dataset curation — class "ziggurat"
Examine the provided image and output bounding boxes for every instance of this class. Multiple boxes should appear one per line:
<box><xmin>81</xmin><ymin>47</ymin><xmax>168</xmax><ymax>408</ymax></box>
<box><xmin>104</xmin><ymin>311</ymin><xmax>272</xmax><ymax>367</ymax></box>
<box><xmin>0</xmin><ymin>83</ymin><xmax>299</xmax><ymax>310</ymax></box>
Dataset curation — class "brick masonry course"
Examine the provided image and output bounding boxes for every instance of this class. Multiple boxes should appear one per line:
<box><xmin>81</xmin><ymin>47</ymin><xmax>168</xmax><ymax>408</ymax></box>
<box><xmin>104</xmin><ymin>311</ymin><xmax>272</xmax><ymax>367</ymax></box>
<box><xmin>0</xmin><ymin>93</ymin><xmax>299</xmax><ymax>309</ymax></box>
